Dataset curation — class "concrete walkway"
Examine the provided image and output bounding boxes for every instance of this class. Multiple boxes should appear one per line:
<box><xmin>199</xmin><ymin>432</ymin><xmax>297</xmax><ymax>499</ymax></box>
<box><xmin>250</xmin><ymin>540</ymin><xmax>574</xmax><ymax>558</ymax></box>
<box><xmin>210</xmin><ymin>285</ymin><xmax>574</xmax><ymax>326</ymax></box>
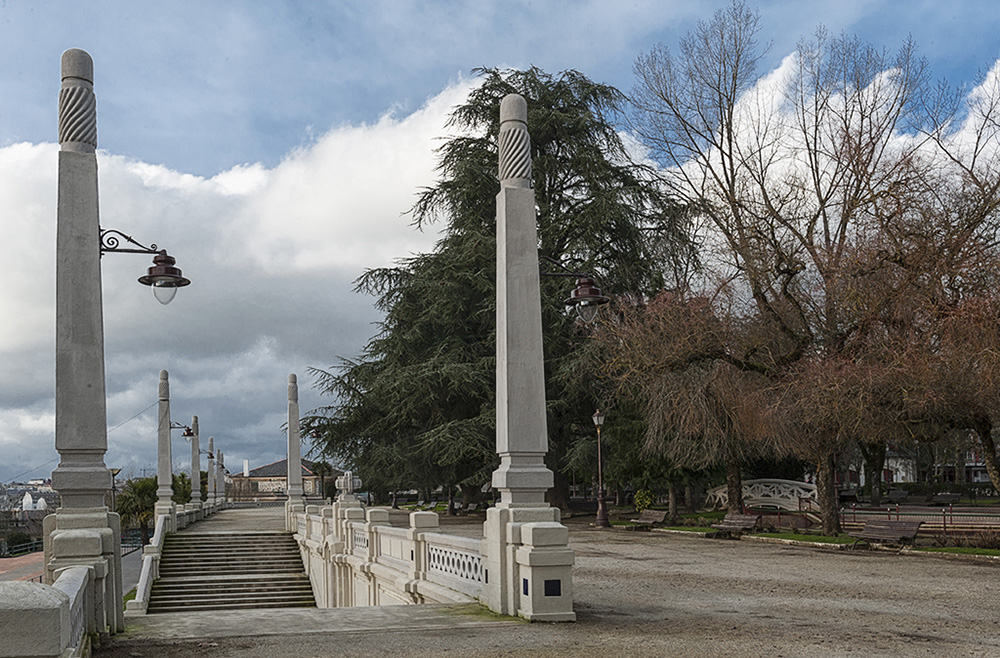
<box><xmin>1</xmin><ymin>547</ymin><xmax>142</xmax><ymax>593</ymax></box>
<box><xmin>92</xmin><ymin>508</ymin><xmax>1000</xmax><ymax>657</ymax></box>
<box><xmin>178</xmin><ymin>506</ymin><xmax>287</xmax><ymax>533</ymax></box>
<box><xmin>0</xmin><ymin>551</ymin><xmax>45</xmax><ymax>581</ymax></box>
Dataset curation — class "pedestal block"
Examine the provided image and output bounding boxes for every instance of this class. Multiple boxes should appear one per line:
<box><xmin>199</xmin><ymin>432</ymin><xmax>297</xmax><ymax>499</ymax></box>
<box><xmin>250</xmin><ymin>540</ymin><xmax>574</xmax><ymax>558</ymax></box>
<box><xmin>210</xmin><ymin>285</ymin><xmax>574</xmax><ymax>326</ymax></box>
<box><xmin>514</xmin><ymin>522</ymin><xmax>576</xmax><ymax>621</ymax></box>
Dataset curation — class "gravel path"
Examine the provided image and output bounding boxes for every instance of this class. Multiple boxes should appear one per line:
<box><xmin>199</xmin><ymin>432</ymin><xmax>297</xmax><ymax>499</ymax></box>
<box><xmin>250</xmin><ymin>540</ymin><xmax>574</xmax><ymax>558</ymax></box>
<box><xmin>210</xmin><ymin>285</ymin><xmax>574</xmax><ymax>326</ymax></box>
<box><xmin>95</xmin><ymin>515</ymin><xmax>1000</xmax><ymax>657</ymax></box>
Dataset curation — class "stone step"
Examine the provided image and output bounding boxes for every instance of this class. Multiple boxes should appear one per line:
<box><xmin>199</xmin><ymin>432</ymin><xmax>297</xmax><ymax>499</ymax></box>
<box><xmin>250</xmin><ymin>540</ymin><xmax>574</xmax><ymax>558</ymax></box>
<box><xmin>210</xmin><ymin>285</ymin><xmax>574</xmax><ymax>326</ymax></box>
<box><xmin>156</xmin><ymin>569</ymin><xmax>308</xmax><ymax>585</ymax></box>
<box><xmin>165</xmin><ymin>534</ymin><xmax>291</xmax><ymax>542</ymax></box>
<box><xmin>151</xmin><ymin>584</ymin><xmax>313</xmax><ymax>599</ymax></box>
<box><xmin>163</xmin><ymin>546</ymin><xmax>299</xmax><ymax>555</ymax></box>
<box><xmin>163</xmin><ymin>535</ymin><xmax>294</xmax><ymax>546</ymax></box>
<box><xmin>163</xmin><ymin>541</ymin><xmax>296</xmax><ymax>551</ymax></box>
<box><xmin>147</xmin><ymin>597</ymin><xmax>316</xmax><ymax>613</ymax></box>
<box><xmin>159</xmin><ymin>551</ymin><xmax>301</xmax><ymax>560</ymax></box>
<box><xmin>158</xmin><ymin>566</ymin><xmax>303</xmax><ymax>577</ymax></box>
<box><xmin>151</xmin><ymin>582</ymin><xmax>313</xmax><ymax>595</ymax></box>
<box><xmin>149</xmin><ymin>530</ymin><xmax>314</xmax><ymax>613</ymax></box>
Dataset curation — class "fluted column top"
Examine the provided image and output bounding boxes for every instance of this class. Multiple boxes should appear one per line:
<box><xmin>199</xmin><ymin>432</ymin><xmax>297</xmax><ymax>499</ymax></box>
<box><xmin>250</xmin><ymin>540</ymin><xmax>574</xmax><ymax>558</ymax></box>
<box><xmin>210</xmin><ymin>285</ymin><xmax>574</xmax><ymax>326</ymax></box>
<box><xmin>499</xmin><ymin>94</ymin><xmax>531</xmax><ymax>189</ymax></box>
<box><xmin>59</xmin><ymin>48</ymin><xmax>97</xmax><ymax>153</ymax></box>
<box><xmin>158</xmin><ymin>370</ymin><xmax>169</xmax><ymax>400</ymax></box>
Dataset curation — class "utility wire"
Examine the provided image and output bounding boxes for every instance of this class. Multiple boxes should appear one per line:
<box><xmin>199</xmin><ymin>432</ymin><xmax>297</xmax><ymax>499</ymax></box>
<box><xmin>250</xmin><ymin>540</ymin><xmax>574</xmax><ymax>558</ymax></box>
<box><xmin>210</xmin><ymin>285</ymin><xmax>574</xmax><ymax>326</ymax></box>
<box><xmin>5</xmin><ymin>458</ymin><xmax>60</xmax><ymax>483</ymax></box>
<box><xmin>4</xmin><ymin>401</ymin><xmax>157</xmax><ymax>484</ymax></box>
<box><xmin>107</xmin><ymin>401</ymin><xmax>157</xmax><ymax>434</ymax></box>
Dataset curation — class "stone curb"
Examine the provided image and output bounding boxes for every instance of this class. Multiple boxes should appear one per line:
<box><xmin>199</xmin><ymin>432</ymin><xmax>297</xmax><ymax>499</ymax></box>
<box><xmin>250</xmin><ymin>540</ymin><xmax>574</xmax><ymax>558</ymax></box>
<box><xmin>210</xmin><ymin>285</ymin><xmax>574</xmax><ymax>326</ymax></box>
<box><xmin>739</xmin><ymin>535</ymin><xmax>849</xmax><ymax>550</ymax></box>
<box><xmin>649</xmin><ymin>530</ymin><xmax>1000</xmax><ymax>562</ymax></box>
<box><xmin>899</xmin><ymin>548</ymin><xmax>1000</xmax><ymax>563</ymax></box>
<box><xmin>649</xmin><ymin>528</ymin><xmax>715</xmax><ymax>537</ymax></box>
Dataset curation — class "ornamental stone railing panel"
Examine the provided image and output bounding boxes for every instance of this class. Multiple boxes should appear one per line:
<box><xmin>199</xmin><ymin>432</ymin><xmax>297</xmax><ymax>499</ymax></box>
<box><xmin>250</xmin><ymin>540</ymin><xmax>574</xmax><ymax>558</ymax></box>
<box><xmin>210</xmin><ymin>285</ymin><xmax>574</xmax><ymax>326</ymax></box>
<box><xmin>705</xmin><ymin>479</ymin><xmax>818</xmax><ymax>511</ymax></box>
<box><xmin>424</xmin><ymin>533</ymin><xmax>484</xmax><ymax>599</ymax></box>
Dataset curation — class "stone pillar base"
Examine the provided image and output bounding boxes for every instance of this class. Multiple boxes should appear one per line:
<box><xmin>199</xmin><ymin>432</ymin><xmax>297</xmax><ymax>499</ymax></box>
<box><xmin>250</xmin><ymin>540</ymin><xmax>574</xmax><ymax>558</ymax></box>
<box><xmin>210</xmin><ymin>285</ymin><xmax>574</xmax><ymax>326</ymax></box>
<box><xmin>481</xmin><ymin>505</ymin><xmax>573</xmax><ymax>620</ymax></box>
<box><xmin>43</xmin><ymin>507</ymin><xmax>123</xmax><ymax>639</ymax></box>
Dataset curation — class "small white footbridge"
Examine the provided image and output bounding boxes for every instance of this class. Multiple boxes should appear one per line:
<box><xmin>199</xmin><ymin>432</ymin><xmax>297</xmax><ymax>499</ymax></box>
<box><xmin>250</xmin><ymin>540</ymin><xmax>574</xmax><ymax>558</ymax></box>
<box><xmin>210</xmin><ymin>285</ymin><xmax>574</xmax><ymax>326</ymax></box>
<box><xmin>705</xmin><ymin>479</ymin><xmax>818</xmax><ymax>511</ymax></box>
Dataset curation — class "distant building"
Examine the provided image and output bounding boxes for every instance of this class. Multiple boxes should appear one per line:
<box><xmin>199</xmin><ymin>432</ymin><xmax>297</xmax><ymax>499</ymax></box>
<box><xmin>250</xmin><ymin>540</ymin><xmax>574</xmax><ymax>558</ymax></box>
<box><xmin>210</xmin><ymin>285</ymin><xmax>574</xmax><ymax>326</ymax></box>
<box><xmin>228</xmin><ymin>459</ymin><xmax>342</xmax><ymax>501</ymax></box>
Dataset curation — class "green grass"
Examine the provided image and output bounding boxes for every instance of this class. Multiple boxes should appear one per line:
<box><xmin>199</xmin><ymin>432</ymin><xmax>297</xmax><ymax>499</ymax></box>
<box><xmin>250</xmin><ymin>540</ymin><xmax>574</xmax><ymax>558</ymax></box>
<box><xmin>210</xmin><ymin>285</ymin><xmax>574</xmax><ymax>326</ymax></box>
<box><xmin>753</xmin><ymin>532</ymin><xmax>856</xmax><ymax>545</ymax></box>
<box><xmin>915</xmin><ymin>546</ymin><xmax>1000</xmax><ymax>557</ymax></box>
<box><xmin>122</xmin><ymin>587</ymin><xmax>136</xmax><ymax>610</ymax></box>
<box><xmin>681</xmin><ymin>510</ymin><xmax>726</xmax><ymax>521</ymax></box>
<box><xmin>445</xmin><ymin>603</ymin><xmax>525</xmax><ymax>622</ymax></box>
<box><xmin>661</xmin><ymin>526</ymin><xmax>712</xmax><ymax>533</ymax></box>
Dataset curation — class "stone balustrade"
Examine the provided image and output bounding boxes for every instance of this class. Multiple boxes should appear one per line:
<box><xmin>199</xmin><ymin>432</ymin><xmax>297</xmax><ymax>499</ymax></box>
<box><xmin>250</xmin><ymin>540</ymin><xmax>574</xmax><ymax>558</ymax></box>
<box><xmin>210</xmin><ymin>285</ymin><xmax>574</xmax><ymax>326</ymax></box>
<box><xmin>291</xmin><ymin>502</ymin><xmax>485</xmax><ymax>608</ymax></box>
<box><xmin>0</xmin><ymin>565</ymin><xmax>93</xmax><ymax>658</ymax></box>
<box><xmin>705</xmin><ymin>478</ymin><xmax>819</xmax><ymax>511</ymax></box>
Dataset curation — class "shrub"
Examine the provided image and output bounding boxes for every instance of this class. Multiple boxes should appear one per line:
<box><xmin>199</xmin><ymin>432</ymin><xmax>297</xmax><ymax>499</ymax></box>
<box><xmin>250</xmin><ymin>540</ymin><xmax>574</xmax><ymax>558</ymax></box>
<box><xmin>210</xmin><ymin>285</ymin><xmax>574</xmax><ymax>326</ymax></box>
<box><xmin>634</xmin><ymin>489</ymin><xmax>655</xmax><ymax>512</ymax></box>
<box><xmin>960</xmin><ymin>529</ymin><xmax>1000</xmax><ymax>550</ymax></box>
<box><xmin>5</xmin><ymin>531</ymin><xmax>31</xmax><ymax>547</ymax></box>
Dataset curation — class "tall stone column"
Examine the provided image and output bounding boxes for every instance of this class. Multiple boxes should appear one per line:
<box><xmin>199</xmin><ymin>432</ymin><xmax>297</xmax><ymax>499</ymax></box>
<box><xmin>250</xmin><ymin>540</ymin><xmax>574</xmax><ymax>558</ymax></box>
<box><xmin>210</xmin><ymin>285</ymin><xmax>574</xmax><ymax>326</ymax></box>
<box><xmin>51</xmin><ymin>48</ymin><xmax>108</xmax><ymax>510</ymax></box>
<box><xmin>189</xmin><ymin>415</ymin><xmax>202</xmax><ymax>517</ymax></box>
<box><xmin>481</xmin><ymin>94</ymin><xmax>575</xmax><ymax>622</ymax></box>
<box><xmin>44</xmin><ymin>48</ymin><xmax>124</xmax><ymax>640</ymax></box>
<box><xmin>154</xmin><ymin>370</ymin><xmax>176</xmax><ymax>530</ymax></box>
<box><xmin>286</xmin><ymin>374</ymin><xmax>305</xmax><ymax>531</ymax></box>
<box><xmin>206</xmin><ymin>436</ymin><xmax>216</xmax><ymax>508</ymax></box>
<box><xmin>216</xmin><ymin>450</ymin><xmax>225</xmax><ymax>504</ymax></box>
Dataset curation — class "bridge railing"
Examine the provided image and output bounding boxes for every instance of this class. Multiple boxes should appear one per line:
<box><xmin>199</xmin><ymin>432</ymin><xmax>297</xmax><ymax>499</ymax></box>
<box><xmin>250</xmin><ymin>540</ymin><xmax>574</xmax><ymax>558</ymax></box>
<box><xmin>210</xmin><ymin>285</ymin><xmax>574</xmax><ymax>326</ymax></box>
<box><xmin>0</xmin><ymin>564</ymin><xmax>93</xmax><ymax>658</ymax></box>
<box><xmin>292</xmin><ymin>502</ymin><xmax>483</xmax><ymax>608</ymax></box>
<box><xmin>423</xmin><ymin>532</ymin><xmax>484</xmax><ymax>599</ymax></box>
<box><xmin>126</xmin><ymin>513</ymin><xmax>167</xmax><ymax>614</ymax></box>
<box><xmin>706</xmin><ymin>479</ymin><xmax>819</xmax><ymax>511</ymax></box>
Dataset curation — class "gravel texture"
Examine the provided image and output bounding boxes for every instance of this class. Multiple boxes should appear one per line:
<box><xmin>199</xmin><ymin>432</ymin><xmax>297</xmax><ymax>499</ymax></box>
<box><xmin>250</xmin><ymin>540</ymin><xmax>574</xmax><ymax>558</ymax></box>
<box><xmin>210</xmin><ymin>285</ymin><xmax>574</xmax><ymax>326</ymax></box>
<box><xmin>94</xmin><ymin>513</ymin><xmax>1000</xmax><ymax>657</ymax></box>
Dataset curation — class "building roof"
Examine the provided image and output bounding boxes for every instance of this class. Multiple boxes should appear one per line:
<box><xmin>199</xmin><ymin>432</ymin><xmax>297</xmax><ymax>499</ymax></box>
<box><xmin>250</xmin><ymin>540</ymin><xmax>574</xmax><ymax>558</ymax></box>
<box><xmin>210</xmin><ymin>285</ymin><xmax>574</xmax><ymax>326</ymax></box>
<box><xmin>234</xmin><ymin>458</ymin><xmax>342</xmax><ymax>479</ymax></box>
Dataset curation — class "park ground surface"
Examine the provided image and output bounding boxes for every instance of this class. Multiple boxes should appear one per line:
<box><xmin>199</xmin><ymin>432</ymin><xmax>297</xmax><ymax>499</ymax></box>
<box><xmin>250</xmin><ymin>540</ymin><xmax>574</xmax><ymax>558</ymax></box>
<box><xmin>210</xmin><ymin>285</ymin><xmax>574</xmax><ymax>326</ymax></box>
<box><xmin>84</xmin><ymin>507</ymin><xmax>1000</xmax><ymax>658</ymax></box>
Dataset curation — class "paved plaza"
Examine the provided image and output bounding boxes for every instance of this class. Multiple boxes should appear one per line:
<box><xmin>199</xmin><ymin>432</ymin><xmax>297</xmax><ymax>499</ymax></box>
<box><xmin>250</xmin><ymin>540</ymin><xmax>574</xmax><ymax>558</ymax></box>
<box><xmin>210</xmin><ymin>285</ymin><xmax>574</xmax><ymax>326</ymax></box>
<box><xmin>86</xmin><ymin>507</ymin><xmax>1000</xmax><ymax>658</ymax></box>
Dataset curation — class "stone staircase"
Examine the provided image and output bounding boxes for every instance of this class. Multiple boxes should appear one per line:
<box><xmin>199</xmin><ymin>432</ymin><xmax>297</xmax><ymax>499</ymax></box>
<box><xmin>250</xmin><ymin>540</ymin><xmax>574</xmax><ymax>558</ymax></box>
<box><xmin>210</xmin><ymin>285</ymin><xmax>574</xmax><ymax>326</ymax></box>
<box><xmin>147</xmin><ymin>531</ymin><xmax>315</xmax><ymax>613</ymax></box>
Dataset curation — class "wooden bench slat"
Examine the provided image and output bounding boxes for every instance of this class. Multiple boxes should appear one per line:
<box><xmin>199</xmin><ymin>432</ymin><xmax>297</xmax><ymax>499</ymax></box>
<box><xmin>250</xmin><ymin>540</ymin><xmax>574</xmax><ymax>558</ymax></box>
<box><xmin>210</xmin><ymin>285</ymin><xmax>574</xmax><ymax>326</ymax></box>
<box><xmin>711</xmin><ymin>513</ymin><xmax>760</xmax><ymax>534</ymax></box>
<box><xmin>629</xmin><ymin>510</ymin><xmax>668</xmax><ymax>525</ymax></box>
<box><xmin>848</xmin><ymin>519</ymin><xmax>923</xmax><ymax>549</ymax></box>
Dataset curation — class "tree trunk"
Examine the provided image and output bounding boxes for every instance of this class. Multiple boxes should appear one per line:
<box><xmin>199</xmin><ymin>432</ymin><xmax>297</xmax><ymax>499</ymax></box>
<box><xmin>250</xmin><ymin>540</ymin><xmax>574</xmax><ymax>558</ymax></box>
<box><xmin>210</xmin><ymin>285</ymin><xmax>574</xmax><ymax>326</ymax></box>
<box><xmin>858</xmin><ymin>440</ymin><xmax>886</xmax><ymax>506</ymax></box>
<box><xmin>684</xmin><ymin>482</ymin><xmax>696</xmax><ymax>514</ymax></box>
<box><xmin>816</xmin><ymin>452</ymin><xmax>841</xmax><ymax>535</ymax></box>
<box><xmin>976</xmin><ymin>421</ymin><xmax>1000</xmax><ymax>496</ymax></box>
<box><xmin>459</xmin><ymin>484</ymin><xmax>480</xmax><ymax>509</ymax></box>
<box><xmin>446</xmin><ymin>485</ymin><xmax>456</xmax><ymax>515</ymax></box>
<box><xmin>546</xmin><ymin>468</ymin><xmax>571</xmax><ymax>510</ymax></box>
<box><xmin>725</xmin><ymin>455</ymin><xmax>743</xmax><ymax>514</ymax></box>
<box><xmin>140</xmin><ymin>523</ymin><xmax>150</xmax><ymax>546</ymax></box>
<box><xmin>667</xmin><ymin>480</ymin><xmax>678</xmax><ymax>524</ymax></box>
<box><xmin>955</xmin><ymin>442</ymin><xmax>967</xmax><ymax>485</ymax></box>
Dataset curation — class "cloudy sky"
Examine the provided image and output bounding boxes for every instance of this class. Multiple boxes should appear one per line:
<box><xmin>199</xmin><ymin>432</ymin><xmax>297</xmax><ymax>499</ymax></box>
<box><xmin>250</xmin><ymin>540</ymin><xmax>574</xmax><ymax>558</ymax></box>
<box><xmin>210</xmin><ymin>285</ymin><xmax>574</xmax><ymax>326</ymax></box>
<box><xmin>2</xmin><ymin>1</ymin><xmax>999</xmax><ymax>485</ymax></box>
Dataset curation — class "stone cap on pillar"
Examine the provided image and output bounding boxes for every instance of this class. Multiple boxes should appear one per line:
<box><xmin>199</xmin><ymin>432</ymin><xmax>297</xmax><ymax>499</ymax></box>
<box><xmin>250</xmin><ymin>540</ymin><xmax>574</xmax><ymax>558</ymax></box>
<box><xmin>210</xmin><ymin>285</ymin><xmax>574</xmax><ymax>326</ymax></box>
<box><xmin>59</xmin><ymin>48</ymin><xmax>97</xmax><ymax>153</ymax></box>
<box><xmin>498</xmin><ymin>94</ymin><xmax>531</xmax><ymax>188</ymax></box>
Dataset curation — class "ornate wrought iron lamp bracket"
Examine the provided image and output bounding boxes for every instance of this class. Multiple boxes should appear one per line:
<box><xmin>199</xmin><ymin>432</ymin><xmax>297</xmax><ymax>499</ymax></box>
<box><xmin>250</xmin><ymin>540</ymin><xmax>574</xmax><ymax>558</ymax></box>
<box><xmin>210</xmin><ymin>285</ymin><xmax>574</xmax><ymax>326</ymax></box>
<box><xmin>99</xmin><ymin>228</ymin><xmax>163</xmax><ymax>256</ymax></box>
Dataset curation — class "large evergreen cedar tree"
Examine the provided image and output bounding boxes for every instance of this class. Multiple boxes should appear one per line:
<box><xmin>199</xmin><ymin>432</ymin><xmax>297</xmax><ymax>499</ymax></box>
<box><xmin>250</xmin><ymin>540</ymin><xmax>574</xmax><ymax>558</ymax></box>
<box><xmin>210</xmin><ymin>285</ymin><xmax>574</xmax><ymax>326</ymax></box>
<box><xmin>305</xmin><ymin>67</ymin><xmax>687</xmax><ymax>508</ymax></box>
<box><xmin>618</xmin><ymin>1</ymin><xmax>1000</xmax><ymax>531</ymax></box>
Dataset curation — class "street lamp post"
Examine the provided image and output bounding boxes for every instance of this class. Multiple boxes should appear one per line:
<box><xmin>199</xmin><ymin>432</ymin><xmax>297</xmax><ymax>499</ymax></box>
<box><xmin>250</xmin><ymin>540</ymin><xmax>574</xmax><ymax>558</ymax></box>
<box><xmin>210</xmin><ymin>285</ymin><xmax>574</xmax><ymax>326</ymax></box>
<box><xmin>592</xmin><ymin>410</ymin><xmax>609</xmax><ymax>528</ymax></box>
<box><xmin>539</xmin><ymin>255</ymin><xmax>610</xmax><ymax>323</ymax></box>
<box><xmin>110</xmin><ymin>468</ymin><xmax>121</xmax><ymax>512</ymax></box>
<box><xmin>47</xmin><ymin>48</ymin><xmax>191</xmax><ymax>641</ymax></box>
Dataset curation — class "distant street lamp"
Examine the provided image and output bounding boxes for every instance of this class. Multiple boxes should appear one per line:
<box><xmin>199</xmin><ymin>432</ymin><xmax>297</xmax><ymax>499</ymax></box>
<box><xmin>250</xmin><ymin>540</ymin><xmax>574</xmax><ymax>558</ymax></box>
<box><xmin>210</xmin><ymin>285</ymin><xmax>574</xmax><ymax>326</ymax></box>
<box><xmin>539</xmin><ymin>256</ymin><xmax>610</xmax><ymax>323</ymax></box>
<box><xmin>592</xmin><ymin>409</ymin><xmax>609</xmax><ymax>528</ymax></box>
<box><xmin>110</xmin><ymin>468</ymin><xmax>121</xmax><ymax>512</ymax></box>
<box><xmin>170</xmin><ymin>421</ymin><xmax>194</xmax><ymax>437</ymax></box>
